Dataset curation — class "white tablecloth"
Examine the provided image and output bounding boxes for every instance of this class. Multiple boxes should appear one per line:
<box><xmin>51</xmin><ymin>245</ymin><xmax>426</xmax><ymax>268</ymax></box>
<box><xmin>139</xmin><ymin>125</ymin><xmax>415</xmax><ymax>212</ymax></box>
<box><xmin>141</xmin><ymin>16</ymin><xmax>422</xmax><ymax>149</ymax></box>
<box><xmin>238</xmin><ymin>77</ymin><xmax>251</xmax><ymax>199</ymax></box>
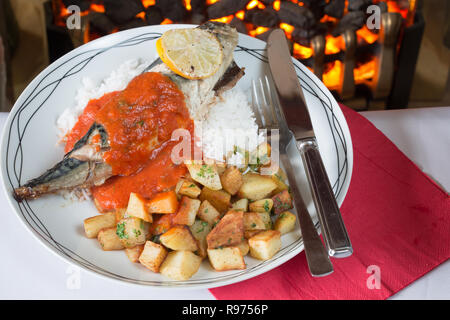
<box><xmin>0</xmin><ymin>108</ymin><xmax>449</xmax><ymax>300</ymax></box>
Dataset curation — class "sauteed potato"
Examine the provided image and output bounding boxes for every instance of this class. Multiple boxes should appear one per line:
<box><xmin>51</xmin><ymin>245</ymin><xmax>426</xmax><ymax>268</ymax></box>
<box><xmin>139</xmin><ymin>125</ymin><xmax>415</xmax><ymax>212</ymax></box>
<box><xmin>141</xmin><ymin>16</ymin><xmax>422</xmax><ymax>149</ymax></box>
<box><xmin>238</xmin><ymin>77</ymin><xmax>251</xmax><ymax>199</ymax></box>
<box><xmin>83</xmin><ymin>143</ymin><xmax>298</xmax><ymax>280</ymax></box>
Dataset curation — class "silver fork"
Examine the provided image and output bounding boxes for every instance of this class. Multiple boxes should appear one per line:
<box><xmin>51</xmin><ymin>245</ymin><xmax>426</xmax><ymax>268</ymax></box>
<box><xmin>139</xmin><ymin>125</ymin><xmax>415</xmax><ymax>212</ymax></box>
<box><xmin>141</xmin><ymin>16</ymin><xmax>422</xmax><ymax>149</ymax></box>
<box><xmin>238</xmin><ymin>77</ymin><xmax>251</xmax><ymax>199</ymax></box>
<box><xmin>251</xmin><ymin>76</ymin><xmax>334</xmax><ymax>277</ymax></box>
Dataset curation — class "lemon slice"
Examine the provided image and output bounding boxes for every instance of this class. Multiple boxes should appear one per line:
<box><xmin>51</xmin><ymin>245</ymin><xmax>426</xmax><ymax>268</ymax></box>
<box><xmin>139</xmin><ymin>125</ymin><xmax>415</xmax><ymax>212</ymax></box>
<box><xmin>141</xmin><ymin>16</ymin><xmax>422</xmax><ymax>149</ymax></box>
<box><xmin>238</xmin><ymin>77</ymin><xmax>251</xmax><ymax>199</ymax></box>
<box><xmin>156</xmin><ymin>28</ymin><xmax>223</xmax><ymax>80</ymax></box>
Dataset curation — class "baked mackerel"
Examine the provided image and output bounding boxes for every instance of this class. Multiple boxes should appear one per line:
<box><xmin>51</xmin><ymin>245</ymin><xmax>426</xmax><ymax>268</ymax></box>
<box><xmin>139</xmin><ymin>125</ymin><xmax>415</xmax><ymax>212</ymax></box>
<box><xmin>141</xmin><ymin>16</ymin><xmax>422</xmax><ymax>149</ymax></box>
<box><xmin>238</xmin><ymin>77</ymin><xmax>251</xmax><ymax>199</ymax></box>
<box><xmin>13</xmin><ymin>22</ymin><xmax>244</xmax><ymax>202</ymax></box>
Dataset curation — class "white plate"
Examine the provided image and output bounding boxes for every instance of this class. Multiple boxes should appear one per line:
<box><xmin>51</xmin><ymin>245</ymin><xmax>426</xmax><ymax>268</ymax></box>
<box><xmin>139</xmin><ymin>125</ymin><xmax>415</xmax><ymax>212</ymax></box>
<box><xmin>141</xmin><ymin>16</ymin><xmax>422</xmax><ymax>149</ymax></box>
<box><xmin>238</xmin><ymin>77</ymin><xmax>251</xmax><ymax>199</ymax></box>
<box><xmin>0</xmin><ymin>25</ymin><xmax>352</xmax><ymax>289</ymax></box>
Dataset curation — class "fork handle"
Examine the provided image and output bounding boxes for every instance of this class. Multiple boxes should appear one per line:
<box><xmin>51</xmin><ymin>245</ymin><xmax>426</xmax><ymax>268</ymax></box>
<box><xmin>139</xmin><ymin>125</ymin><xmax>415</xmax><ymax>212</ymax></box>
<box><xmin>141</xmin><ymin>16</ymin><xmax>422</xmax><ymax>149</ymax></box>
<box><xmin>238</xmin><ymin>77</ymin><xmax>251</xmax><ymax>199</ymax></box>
<box><xmin>297</xmin><ymin>138</ymin><xmax>353</xmax><ymax>258</ymax></box>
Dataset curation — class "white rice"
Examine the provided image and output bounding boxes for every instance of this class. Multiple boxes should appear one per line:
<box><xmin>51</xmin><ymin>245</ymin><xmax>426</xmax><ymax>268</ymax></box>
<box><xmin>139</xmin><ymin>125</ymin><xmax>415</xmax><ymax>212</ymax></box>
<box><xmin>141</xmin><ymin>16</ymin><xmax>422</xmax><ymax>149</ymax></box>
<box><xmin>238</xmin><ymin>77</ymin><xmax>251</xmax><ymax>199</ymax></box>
<box><xmin>198</xmin><ymin>89</ymin><xmax>264</xmax><ymax>165</ymax></box>
<box><xmin>56</xmin><ymin>59</ymin><xmax>262</xmax><ymax>164</ymax></box>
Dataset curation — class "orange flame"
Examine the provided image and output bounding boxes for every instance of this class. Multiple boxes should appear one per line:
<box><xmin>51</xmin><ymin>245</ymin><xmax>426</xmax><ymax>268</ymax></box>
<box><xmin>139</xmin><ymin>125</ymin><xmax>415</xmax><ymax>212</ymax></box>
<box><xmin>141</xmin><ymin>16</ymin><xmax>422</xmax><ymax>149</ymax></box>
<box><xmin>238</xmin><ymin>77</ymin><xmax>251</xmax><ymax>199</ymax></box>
<box><xmin>142</xmin><ymin>0</ymin><xmax>155</xmax><ymax>7</ymax></box>
<box><xmin>246</xmin><ymin>0</ymin><xmax>265</xmax><ymax>10</ymax></box>
<box><xmin>235</xmin><ymin>10</ymin><xmax>245</xmax><ymax>20</ymax></box>
<box><xmin>354</xmin><ymin>60</ymin><xmax>375</xmax><ymax>83</ymax></box>
<box><xmin>211</xmin><ymin>15</ymin><xmax>234</xmax><ymax>23</ymax></box>
<box><xmin>356</xmin><ymin>25</ymin><xmax>378</xmax><ymax>44</ymax></box>
<box><xmin>325</xmin><ymin>35</ymin><xmax>343</xmax><ymax>55</ymax></box>
<box><xmin>323</xmin><ymin>61</ymin><xmax>342</xmax><ymax>89</ymax></box>
<box><xmin>184</xmin><ymin>0</ymin><xmax>192</xmax><ymax>11</ymax></box>
<box><xmin>249</xmin><ymin>26</ymin><xmax>269</xmax><ymax>37</ymax></box>
<box><xmin>206</xmin><ymin>0</ymin><xmax>218</xmax><ymax>5</ymax></box>
<box><xmin>273</xmin><ymin>0</ymin><xmax>281</xmax><ymax>11</ymax></box>
<box><xmin>293</xmin><ymin>43</ymin><xmax>313</xmax><ymax>60</ymax></box>
<box><xmin>90</xmin><ymin>3</ymin><xmax>105</xmax><ymax>13</ymax></box>
<box><xmin>161</xmin><ymin>18</ymin><xmax>173</xmax><ymax>25</ymax></box>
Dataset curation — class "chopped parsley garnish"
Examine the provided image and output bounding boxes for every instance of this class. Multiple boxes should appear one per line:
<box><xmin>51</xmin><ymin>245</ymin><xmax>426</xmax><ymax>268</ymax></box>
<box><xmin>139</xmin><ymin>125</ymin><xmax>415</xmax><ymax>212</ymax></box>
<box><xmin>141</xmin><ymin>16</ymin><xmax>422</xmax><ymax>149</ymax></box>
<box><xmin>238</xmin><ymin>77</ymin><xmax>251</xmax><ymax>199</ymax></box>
<box><xmin>116</xmin><ymin>222</ymin><xmax>128</xmax><ymax>239</ymax></box>
<box><xmin>133</xmin><ymin>229</ymin><xmax>141</xmax><ymax>238</ymax></box>
<box><xmin>263</xmin><ymin>200</ymin><xmax>270</xmax><ymax>212</ymax></box>
<box><xmin>196</xmin><ymin>221</ymin><xmax>209</xmax><ymax>233</ymax></box>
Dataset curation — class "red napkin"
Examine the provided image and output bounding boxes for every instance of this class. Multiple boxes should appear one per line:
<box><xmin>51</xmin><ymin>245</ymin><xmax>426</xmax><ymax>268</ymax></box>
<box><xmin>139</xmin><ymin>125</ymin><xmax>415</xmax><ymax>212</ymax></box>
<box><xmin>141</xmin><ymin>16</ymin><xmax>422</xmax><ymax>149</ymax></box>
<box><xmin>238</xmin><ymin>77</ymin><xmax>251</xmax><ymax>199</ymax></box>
<box><xmin>210</xmin><ymin>105</ymin><xmax>450</xmax><ymax>300</ymax></box>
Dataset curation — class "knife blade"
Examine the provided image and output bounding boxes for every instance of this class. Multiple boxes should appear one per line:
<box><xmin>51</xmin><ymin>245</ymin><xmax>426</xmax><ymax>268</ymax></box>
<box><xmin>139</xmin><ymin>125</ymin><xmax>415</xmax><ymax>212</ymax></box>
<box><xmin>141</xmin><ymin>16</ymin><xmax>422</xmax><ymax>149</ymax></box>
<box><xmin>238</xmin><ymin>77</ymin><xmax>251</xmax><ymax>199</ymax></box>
<box><xmin>267</xmin><ymin>29</ymin><xmax>353</xmax><ymax>258</ymax></box>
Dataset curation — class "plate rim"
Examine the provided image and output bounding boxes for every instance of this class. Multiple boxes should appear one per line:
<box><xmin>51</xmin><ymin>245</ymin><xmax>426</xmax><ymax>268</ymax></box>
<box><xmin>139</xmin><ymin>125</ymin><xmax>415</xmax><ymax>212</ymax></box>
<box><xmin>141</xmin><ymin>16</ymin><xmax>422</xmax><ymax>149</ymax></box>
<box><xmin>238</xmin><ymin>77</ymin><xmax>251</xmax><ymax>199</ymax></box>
<box><xmin>0</xmin><ymin>24</ymin><xmax>353</xmax><ymax>289</ymax></box>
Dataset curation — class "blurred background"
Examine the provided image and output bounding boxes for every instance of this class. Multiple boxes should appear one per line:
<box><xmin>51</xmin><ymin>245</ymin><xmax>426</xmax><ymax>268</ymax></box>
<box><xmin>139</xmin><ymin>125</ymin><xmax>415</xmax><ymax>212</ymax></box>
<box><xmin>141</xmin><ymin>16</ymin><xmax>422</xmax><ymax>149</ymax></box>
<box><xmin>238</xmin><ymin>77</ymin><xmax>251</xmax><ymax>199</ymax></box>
<box><xmin>0</xmin><ymin>0</ymin><xmax>449</xmax><ymax>112</ymax></box>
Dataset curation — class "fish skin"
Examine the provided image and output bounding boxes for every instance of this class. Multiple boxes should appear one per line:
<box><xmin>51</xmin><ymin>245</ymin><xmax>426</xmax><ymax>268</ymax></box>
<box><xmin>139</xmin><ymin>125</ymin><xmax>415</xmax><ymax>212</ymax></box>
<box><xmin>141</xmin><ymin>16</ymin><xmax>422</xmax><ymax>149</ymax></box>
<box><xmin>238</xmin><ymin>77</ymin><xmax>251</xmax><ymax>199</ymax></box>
<box><xmin>13</xmin><ymin>22</ymin><xmax>242</xmax><ymax>202</ymax></box>
<box><xmin>13</xmin><ymin>124</ymin><xmax>112</xmax><ymax>201</ymax></box>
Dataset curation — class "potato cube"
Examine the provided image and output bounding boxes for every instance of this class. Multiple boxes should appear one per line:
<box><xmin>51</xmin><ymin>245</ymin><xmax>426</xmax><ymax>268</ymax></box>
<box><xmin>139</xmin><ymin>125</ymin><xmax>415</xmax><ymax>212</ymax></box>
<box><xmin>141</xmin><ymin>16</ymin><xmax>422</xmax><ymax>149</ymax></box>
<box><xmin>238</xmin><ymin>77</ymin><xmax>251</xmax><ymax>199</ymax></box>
<box><xmin>207</xmin><ymin>247</ymin><xmax>246</xmax><ymax>271</ymax></box>
<box><xmin>274</xmin><ymin>211</ymin><xmax>297</xmax><ymax>235</ymax></box>
<box><xmin>258</xmin><ymin>211</ymin><xmax>273</xmax><ymax>230</ymax></box>
<box><xmin>272</xmin><ymin>190</ymin><xmax>293</xmax><ymax>215</ymax></box>
<box><xmin>185</xmin><ymin>163</ymin><xmax>222</xmax><ymax>190</ymax></box>
<box><xmin>220</xmin><ymin>166</ymin><xmax>243</xmax><ymax>195</ymax></box>
<box><xmin>190</xmin><ymin>219</ymin><xmax>212</xmax><ymax>258</ymax></box>
<box><xmin>147</xmin><ymin>191</ymin><xmax>179</xmax><ymax>214</ymax></box>
<box><xmin>238</xmin><ymin>173</ymin><xmax>277</xmax><ymax>201</ymax></box>
<box><xmin>97</xmin><ymin>227</ymin><xmax>124</xmax><ymax>251</ymax></box>
<box><xmin>206</xmin><ymin>210</ymin><xmax>244</xmax><ymax>249</ymax></box>
<box><xmin>197</xmin><ymin>200</ymin><xmax>221</xmax><ymax>224</ymax></box>
<box><xmin>232</xmin><ymin>198</ymin><xmax>248</xmax><ymax>211</ymax></box>
<box><xmin>114</xmin><ymin>208</ymin><xmax>127</xmax><ymax>223</ymax></box>
<box><xmin>235</xmin><ymin>240</ymin><xmax>250</xmax><ymax>256</ymax></box>
<box><xmin>149</xmin><ymin>213</ymin><xmax>175</xmax><ymax>236</ymax></box>
<box><xmin>116</xmin><ymin>217</ymin><xmax>148</xmax><ymax>248</ymax></box>
<box><xmin>176</xmin><ymin>179</ymin><xmax>202</xmax><ymax>199</ymax></box>
<box><xmin>159</xmin><ymin>225</ymin><xmax>198</xmax><ymax>251</ymax></box>
<box><xmin>248</xmin><ymin>230</ymin><xmax>282</xmax><ymax>260</ymax></box>
<box><xmin>139</xmin><ymin>241</ymin><xmax>168</xmax><ymax>272</ymax></box>
<box><xmin>173</xmin><ymin>196</ymin><xmax>200</xmax><ymax>226</ymax></box>
<box><xmin>160</xmin><ymin>251</ymin><xmax>202</xmax><ymax>280</ymax></box>
<box><xmin>84</xmin><ymin>214</ymin><xmax>116</xmax><ymax>238</ymax></box>
<box><xmin>127</xmin><ymin>192</ymin><xmax>152</xmax><ymax>223</ymax></box>
<box><xmin>249</xmin><ymin>199</ymin><xmax>273</xmax><ymax>214</ymax></box>
<box><xmin>125</xmin><ymin>244</ymin><xmax>145</xmax><ymax>263</ymax></box>
<box><xmin>215</xmin><ymin>162</ymin><xmax>227</xmax><ymax>175</ymax></box>
<box><xmin>249</xmin><ymin>142</ymin><xmax>271</xmax><ymax>167</ymax></box>
<box><xmin>243</xmin><ymin>212</ymin><xmax>266</xmax><ymax>231</ymax></box>
<box><xmin>244</xmin><ymin>230</ymin><xmax>262</xmax><ymax>239</ymax></box>
<box><xmin>199</xmin><ymin>187</ymin><xmax>231</xmax><ymax>214</ymax></box>
<box><xmin>270</xmin><ymin>167</ymin><xmax>289</xmax><ymax>194</ymax></box>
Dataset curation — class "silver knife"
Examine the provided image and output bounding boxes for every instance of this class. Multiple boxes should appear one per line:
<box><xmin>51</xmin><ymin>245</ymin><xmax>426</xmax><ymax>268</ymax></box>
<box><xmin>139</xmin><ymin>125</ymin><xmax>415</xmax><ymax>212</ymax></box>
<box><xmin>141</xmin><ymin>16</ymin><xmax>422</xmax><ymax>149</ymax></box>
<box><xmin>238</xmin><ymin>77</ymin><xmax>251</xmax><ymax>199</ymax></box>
<box><xmin>267</xmin><ymin>29</ymin><xmax>353</xmax><ymax>258</ymax></box>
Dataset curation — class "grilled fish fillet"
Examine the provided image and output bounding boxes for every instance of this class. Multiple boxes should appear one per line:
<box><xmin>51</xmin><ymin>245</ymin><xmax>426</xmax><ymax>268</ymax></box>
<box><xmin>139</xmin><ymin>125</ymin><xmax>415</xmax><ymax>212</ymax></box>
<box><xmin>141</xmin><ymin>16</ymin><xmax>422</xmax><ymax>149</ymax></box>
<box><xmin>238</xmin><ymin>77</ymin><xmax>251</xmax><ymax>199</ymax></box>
<box><xmin>13</xmin><ymin>22</ymin><xmax>243</xmax><ymax>202</ymax></box>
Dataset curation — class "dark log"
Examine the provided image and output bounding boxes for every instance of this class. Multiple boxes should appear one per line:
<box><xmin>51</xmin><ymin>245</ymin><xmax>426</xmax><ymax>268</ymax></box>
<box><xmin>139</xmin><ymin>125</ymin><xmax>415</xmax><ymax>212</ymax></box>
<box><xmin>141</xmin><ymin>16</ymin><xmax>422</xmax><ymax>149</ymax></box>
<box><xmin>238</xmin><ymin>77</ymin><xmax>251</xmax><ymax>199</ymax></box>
<box><xmin>292</xmin><ymin>23</ymin><xmax>327</xmax><ymax>46</ymax></box>
<box><xmin>207</xmin><ymin>0</ymin><xmax>250</xmax><ymax>20</ymax></box>
<box><xmin>245</xmin><ymin>8</ymin><xmax>279</xmax><ymax>28</ymax></box>
<box><xmin>190</xmin><ymin>0</ymin><xmax>206</xmax><ymax>14</ymax></box>
<box><xmin>89</xmin><ymin>12</ymin><xmax>115</xmax><ymax>35</ymax></box>
<box><xmin>103</xmin><ymin>0</ymin><xmax>144</xmax><ymax>25</ymax></box>
<box><xmin>62</xmin><ymin>0</ymin><xmax>91</xmax><ymax>11</ymax></box>
<box><xmin>229</xmin><ymin>17</ymin><xmax>248</xmax><ymax>34</ymax></box>
<box><xmin>378</xmin><ymin>1</ymin><xmax>388</xmax><ymax>13</ymax></box>
<box><xmin>155</xmin><ymin>0</ymin><xmax>187</xmax><ymax>22</ymax></box>
<box><xmin>332</xmin><ymin>11</ymin><xmax>366</xmax><ymax>36</ymax></box>
<box><xmin>277</xmin><ymin>2</ymin><xmax>315</xmax><ymax>29</ymax></box>
<box><xmin>118</xmin><ymin>18</ymin><xmax>147</xmax><ymax>31</ymax></box>
<box><xmin>191</xmin><ymin>13</ymin><xmax>206</xmax><ymax>25</ymax></box>
<box><xmin>145</xmin><ymin>6</ymin><xmax>164</xmax><ymax>25</ymax></box>
<box><xmin>348</xmin><ymin>0</ymin><xmax>373</xmax><ymax>12</ymax></box>
<box><xmin>260</xmin><ymin>0</ymin><xmax>275</xmax><ymax>5</ymax></box>
<box><xmin>303</xmin><ymin>0</ymin><xmax>327</xmax><ymax>20</ymax></box>
<box><xmin>324</xmin><ymin>0</ymin><xmax>345</xmax><ymax>19</ymax></box>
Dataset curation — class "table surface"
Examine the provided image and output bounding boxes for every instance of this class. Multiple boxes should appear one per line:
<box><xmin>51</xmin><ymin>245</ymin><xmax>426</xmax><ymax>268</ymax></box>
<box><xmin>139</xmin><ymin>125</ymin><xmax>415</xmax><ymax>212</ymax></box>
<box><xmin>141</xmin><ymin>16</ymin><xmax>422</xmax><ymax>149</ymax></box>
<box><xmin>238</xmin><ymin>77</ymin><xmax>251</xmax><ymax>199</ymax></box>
<box><xmin>0</xmin><ymin>107</ymin><xmax>449</xmax><ymax>300</ymax></box>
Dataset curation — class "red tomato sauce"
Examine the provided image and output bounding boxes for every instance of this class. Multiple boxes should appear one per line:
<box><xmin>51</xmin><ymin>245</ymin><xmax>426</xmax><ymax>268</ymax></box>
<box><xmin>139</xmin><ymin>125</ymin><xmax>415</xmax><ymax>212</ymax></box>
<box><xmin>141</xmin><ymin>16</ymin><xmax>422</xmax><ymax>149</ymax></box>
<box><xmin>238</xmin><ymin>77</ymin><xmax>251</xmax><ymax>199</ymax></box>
<box><xmin>95</xmin><ymin>72</ymin><xmax>190</xmax><ymax>176</ymax></box>
<box><xmin>64</xmin><ymin>72</ymin><xmax>193</xmax><ymax>211</ymax></box>
<box><xmin>91</xmin><ymin>140</ymin><xmax>188</xmax><ymax>210</ymax></box>
<box><xmin>64</xmin><ymin>92</ymin><xmax>118</xmax><ymax>153</ymax></box>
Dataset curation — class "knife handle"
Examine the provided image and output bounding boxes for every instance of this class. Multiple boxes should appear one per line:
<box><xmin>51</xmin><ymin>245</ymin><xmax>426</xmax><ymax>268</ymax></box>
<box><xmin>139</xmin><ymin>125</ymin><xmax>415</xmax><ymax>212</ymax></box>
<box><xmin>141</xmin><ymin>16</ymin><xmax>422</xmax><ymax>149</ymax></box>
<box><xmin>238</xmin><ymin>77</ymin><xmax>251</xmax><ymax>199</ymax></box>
<box><xmin>297</xmin><ymin>139</ymin><xmax>353</xmax><ymax>258</ymax></box>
